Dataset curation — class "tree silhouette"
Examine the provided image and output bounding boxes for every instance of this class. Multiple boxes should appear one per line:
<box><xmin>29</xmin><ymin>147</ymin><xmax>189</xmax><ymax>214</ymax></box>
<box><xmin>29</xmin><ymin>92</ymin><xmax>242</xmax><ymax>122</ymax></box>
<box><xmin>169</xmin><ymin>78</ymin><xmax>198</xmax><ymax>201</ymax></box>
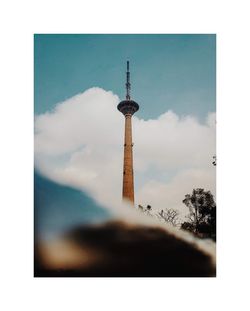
<box><xmin>138</xmin><ymin>204</ymin><xmax>153</xmax><ymax>217</ymax></box>
<box><xmin>212</xmin><ymin>155</ymin><xmax>216</xmax><ymax>166</ymax></box>
<box><xmin>181</xmin><ymin>188</ymin><xmax>216</xmax><ymax>240</ymax></box>
<box><xmin>138</xmin><ymin>205</ymin><xmax>180</xmax><ymax>227</ymax></box>
<box><xmin>157</xmin><ymin>208</ymin><xmax>180</xmax><ymax>227</ymax></box>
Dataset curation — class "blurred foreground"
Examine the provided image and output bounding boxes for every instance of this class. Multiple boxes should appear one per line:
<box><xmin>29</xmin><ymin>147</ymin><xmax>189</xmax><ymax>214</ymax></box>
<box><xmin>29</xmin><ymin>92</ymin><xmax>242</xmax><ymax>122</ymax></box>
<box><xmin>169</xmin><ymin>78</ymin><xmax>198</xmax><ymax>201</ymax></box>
<box><xmin>35</xmin><ymin>220</ymin><xmax>216</xmax><ymax>277</ymax></box>
<box><xmin>34</xmin><ymin>173</ymin><xmax>215</xmax><ymax>277</ymax></box>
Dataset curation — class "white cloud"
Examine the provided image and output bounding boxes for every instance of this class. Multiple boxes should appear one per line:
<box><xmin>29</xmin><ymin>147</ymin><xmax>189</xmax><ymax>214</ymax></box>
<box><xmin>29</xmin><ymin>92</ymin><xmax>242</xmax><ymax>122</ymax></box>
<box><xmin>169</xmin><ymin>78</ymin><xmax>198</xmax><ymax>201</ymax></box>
<box><xmin>137</xmin><ymin>168</ymin><xmax>215</xmax><ymax>220</ymax></box>
<box><xmin>35</xmin><ymin>87</ymin><xmax>216</xmax><ymax>217</ymax></box>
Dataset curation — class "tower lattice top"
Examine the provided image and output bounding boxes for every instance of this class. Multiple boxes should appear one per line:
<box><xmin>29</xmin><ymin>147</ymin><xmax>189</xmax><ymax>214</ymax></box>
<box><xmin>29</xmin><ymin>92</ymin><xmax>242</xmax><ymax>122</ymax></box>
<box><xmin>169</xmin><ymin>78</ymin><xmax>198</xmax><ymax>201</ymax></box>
<box><xmin>117</xmin><ymin>61</ymin><xmax>139</xmax><ymax>116</ymax></box>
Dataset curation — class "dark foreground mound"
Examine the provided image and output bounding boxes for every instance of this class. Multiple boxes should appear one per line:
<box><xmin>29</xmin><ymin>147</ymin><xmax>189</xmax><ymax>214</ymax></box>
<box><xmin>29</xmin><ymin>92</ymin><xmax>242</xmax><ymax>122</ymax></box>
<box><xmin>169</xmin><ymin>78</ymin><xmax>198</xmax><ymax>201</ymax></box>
<box><xmin>35</xmin><ymin>221</ymin><xmax>216</xmax><ymax>277</ymax></box>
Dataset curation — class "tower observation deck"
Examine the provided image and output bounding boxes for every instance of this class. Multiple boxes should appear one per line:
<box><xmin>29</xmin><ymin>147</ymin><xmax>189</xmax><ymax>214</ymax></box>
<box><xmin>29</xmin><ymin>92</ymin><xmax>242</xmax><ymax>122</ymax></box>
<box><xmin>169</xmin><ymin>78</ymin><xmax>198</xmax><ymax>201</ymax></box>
<box><xmin>117</xmin><ymin>61</ymin><xmax>139</xmax><ymax>204</ymax></box>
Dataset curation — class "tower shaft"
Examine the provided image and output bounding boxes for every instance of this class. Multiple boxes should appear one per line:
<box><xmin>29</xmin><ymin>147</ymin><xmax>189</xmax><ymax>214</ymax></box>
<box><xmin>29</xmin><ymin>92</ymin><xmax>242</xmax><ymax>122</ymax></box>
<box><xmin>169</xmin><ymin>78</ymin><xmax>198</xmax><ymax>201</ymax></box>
<box><xmin>122</xmin><ymin>115</ymin><xmax>134</xmax><ymax>203</ymax></box>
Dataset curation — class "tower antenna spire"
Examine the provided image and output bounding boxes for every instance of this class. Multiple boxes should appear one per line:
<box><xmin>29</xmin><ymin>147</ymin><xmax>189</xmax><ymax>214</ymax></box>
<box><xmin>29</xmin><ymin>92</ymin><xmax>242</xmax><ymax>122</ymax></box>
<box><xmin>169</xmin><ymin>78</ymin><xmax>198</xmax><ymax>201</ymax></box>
<box><xmin>126</xmin><ymin>60</ymin><xmax>131</xmax><ymax>100</ymax></box>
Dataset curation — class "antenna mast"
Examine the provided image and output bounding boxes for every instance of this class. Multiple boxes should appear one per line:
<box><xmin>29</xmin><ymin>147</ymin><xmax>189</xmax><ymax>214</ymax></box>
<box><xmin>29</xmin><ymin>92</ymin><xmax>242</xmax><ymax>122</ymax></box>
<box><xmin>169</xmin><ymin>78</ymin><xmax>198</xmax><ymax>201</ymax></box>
<box><xmin>126</xmin><ymin>60</ymin><xmax>131</xmax><ymax>100</ymax></box>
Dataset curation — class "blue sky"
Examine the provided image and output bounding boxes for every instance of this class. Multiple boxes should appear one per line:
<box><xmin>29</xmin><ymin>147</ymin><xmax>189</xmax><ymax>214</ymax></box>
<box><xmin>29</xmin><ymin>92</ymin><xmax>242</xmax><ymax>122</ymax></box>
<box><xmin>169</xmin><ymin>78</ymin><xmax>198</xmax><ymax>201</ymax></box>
<box><xmin>34</xmin><ymin>34</ymin><xmax>216</xmax><ymax>121</ymax></box>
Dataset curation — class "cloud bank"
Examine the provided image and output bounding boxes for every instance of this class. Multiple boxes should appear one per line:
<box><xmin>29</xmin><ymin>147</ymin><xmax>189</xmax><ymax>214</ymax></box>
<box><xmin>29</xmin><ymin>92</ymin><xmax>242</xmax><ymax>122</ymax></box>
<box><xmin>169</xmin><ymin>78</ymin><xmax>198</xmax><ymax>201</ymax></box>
<box><xmin>35</xmin><ymin>87</ymin><xmax>216</xmax><ymax>217</ymax></box>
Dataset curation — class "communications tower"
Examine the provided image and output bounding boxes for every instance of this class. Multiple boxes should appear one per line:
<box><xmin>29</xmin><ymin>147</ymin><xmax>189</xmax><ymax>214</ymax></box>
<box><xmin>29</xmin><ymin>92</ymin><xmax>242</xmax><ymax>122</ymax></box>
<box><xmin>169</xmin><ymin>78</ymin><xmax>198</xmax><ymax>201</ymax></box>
<box><xmin>117</xmin><ymin>61</ymin><xmax>139</xmax><ymax>204</ymax></box>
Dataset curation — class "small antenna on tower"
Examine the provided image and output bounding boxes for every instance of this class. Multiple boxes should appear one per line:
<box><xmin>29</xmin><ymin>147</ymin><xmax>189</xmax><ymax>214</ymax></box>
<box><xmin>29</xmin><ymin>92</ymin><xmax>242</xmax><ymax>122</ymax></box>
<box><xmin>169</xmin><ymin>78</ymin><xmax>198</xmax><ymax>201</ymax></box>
<box><xmin>126</xmin><ymin>60</ymin><xmax>131</xmax><ymax>100</ymax></box>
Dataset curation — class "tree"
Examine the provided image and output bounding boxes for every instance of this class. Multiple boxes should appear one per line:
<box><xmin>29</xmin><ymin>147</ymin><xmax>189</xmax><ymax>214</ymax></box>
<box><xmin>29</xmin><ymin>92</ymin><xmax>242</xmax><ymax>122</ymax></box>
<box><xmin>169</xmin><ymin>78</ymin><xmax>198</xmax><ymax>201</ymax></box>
<box><xmin>138</xmin><ymin>205</ymin><xmax>180</xmax><ymax>227</ymax></box>
<box><xmin>181</xmin><ymin>188</ymin><xmax>216</xmax><ymax>240</ymax></box>
<box><xmin>157</xmin><ymin>208</ymin><xmax>180</xmax><ymax>227</ymax></box>
<box><xmin>138</xmin><ymin>204</ymin><xmax>153</xmax><ymax>217</ymax></box>
<box><xmin>212</xmin><ymin>155</ymin><xmax>216</xmax><ymax>166</ymax></box>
